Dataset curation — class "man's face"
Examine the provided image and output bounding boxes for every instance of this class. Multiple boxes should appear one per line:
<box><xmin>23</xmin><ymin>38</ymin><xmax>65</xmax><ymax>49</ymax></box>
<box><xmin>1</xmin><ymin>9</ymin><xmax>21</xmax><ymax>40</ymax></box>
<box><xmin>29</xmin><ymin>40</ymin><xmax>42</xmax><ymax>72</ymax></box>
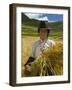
<box><xmin>39</xmin><ymin>28</ymin><xmax>48</xmax><ymax>40</ymax></box>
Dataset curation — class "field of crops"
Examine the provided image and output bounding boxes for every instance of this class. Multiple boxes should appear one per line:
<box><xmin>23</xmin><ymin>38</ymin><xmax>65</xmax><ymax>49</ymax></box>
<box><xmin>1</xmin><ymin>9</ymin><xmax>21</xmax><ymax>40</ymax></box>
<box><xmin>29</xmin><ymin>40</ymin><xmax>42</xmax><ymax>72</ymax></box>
<box><xmin>21</xmin><ymin>36</ymin><xmax>39</xmax><ymax>65</ymax></box>
<box><xmin>21</xmin><ymin>36</ymin><xmax>63</xmax><ymax>77</ymax></box>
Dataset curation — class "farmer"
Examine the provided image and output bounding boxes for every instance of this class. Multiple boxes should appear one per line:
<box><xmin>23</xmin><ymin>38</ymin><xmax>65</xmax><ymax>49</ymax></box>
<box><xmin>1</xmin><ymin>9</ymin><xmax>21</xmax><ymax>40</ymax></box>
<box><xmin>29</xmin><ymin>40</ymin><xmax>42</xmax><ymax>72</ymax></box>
<box><xmin>25</xmin><ymin>21</ymin><xmax>55</xmax><ymax>75</ymax></box>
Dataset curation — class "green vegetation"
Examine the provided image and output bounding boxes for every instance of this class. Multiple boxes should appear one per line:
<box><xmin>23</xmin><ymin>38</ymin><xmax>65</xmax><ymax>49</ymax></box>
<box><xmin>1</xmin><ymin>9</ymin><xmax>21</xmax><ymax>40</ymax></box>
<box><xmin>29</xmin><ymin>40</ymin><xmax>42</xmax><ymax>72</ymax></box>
<box><xmin>21</xmin><ymin>14</ymin><xmax>63</xmax><ymax>40</ymax></box>
<box><xmin>22</xmin><ymin>24</ymin><xmax>63</xmax><ymax>40</ymax></box>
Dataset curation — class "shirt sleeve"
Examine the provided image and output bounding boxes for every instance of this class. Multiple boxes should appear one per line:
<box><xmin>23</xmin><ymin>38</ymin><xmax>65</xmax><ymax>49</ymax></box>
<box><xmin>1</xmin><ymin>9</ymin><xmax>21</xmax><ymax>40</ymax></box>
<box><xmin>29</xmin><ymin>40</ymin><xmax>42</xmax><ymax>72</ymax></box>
<box><xmin>44</xmin><ymin>39</ymin><xmax>55</xmax><ymax>49</ymax></box>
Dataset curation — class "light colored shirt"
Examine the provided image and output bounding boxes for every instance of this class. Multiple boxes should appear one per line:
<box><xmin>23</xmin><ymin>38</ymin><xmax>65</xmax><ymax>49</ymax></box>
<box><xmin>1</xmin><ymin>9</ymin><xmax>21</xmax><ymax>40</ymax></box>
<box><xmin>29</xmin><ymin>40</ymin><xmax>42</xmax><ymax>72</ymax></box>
<box><xmin>31</xmin><ymin>39</ymin><xmax>55</xmax><ymax>58</ymax></box>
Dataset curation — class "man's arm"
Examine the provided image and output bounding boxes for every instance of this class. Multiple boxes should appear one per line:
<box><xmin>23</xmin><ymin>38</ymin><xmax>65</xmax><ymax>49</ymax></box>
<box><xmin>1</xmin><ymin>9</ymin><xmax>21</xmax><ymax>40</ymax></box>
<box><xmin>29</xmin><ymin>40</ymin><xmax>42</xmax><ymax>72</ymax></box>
<box><xmin>24</xmin><ymin>56</ymin><xmax>35</xmax><ymax>66</ymax></box>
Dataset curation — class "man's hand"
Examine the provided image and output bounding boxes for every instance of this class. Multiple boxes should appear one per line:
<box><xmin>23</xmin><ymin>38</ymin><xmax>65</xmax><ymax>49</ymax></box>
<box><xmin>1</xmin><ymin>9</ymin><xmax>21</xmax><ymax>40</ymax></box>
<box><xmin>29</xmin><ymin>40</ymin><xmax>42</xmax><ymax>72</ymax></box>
<box><xmin>25</xmin><ymin>65</ymin><xmax>31</xmax><ymax>72</ymax></box>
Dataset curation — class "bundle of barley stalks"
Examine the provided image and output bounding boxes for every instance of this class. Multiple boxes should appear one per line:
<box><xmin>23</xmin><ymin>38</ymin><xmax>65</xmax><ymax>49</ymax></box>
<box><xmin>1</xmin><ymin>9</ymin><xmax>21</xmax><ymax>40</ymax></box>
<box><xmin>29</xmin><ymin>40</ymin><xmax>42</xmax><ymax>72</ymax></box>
<box><xmin>23</xmin><ymin>42</ymin><xmax>63</xmax><ymax>77</ymax></box>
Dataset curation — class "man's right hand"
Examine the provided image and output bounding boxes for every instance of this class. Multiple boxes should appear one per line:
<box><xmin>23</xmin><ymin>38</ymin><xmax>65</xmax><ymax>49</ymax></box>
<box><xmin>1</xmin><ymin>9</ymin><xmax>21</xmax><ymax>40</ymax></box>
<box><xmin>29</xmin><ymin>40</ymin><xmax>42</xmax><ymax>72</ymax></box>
<box><xmin>25</xmin><ymin>65</ymin><xmax>31</xmax><ymax>72</ymax></box>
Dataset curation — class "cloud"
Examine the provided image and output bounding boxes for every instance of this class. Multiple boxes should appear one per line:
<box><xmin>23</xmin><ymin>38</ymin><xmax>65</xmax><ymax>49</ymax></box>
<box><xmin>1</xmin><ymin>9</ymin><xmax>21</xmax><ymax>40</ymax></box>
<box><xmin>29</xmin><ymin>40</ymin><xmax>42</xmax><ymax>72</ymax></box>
<box><xmin>24</xmin><ymin>13</ymin><xmax>63</xmax><ymax>22</ymax></box>
<box><xmin>36</xmin><ymin>16</ymin><xmax>48</xmax><ymax>21</ymax></box>
<box><xmin>25</xmin><ymin>13</ymin><xmax>52</xmax><ymax>22</ymax></box>
<box><xmin>25</xmin><ymin>13</ymin><xmax>41</xmax><ymax>19</ymax></box>
<box><xmin>36</xmin><ymin>16</ymin><xmax>55</xmax><ymax>22</ymax></box>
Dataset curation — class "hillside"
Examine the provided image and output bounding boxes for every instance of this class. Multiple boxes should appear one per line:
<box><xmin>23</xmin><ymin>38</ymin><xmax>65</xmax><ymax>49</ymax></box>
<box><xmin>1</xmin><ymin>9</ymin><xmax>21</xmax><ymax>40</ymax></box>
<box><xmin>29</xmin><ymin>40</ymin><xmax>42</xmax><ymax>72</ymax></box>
<box><xmin>21</xmin><ymin>13</ymin><xmax>63</xmax><ymax>40</ymax></box>
<box><xmin>22</xmin><ymin>13</ymin><xmax>63</xmax><ymax>30</ymax></box>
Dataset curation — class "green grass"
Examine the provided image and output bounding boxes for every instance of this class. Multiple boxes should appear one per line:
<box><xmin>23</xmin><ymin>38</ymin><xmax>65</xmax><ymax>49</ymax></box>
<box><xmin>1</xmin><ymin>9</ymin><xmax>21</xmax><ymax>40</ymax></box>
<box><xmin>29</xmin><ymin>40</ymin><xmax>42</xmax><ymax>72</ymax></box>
<box><xmin>21</xmin><ymin>24</ymin><xmax>63</xmax><ymax>40</ymax></box>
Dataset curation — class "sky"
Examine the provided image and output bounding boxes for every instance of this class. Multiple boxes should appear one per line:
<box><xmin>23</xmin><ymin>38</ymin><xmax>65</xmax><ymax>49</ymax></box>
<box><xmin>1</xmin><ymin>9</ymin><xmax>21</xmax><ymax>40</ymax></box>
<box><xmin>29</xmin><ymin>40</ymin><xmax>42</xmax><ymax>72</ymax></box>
<box><xmin>25</xmin><ymin>13</ymin><xmax>63</xmax><ymax>22</ymax></box>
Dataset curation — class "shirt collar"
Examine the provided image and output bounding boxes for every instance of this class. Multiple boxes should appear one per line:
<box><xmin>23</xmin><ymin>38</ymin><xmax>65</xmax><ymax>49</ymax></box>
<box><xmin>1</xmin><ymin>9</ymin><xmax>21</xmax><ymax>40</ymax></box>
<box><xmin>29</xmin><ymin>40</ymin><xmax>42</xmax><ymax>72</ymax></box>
<box><xmin>40</xmin><ymin>38</ymin><xmax>48</xmax><ymax>43</ymax></box>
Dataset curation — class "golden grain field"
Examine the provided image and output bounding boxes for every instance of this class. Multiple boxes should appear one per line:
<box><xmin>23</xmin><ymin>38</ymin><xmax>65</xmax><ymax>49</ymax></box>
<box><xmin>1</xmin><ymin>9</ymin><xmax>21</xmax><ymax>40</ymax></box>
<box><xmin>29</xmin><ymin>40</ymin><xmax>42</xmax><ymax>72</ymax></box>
<box><xmin>21</xmin><ymin>36</ymin><xmax>63</xmax><ymax>77</ymax></box>
<box><xmin>21</xmin><ymin>36</ymin><xmax>39</xmax><ymax>65</ymax></box>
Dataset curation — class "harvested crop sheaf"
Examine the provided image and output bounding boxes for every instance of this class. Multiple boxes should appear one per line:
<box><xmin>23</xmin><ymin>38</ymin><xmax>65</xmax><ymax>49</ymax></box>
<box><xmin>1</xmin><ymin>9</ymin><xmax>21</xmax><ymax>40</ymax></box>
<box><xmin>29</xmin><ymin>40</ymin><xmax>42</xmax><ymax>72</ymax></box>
<box><xmin>30</xmin><ymin>42</ymin><xmax>63</xmax><ymax>76</ymax></box>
